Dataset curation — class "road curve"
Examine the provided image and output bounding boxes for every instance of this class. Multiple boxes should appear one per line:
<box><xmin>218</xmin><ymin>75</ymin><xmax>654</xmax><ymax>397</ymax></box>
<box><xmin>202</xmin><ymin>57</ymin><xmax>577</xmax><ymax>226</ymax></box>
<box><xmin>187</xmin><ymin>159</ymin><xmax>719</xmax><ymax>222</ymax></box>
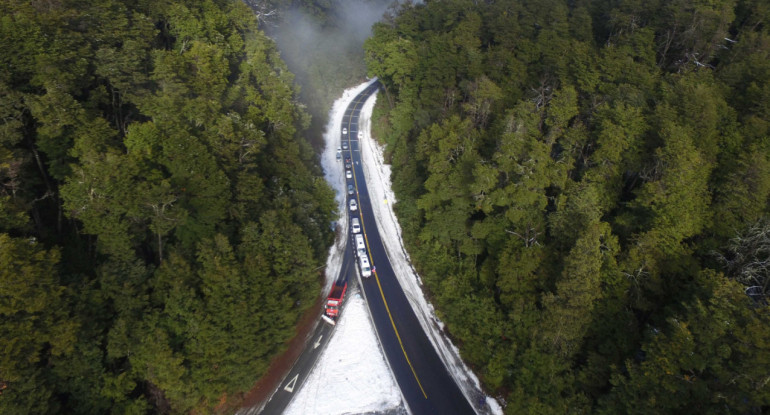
<box><xmin>239</xmin><ymin>85</ymin><xmax>380</xmax><ymax>415</ymax></box>
<box><xmin>242</xmin><ymin>82</ymin><xmax>476</xmax><ymax>415</ymax></box>
<box><xmin>344</xmin><ymin>84</ymin><xmax>476</xmax><ymax>415</ymax></box>
<box><xmin>240</xmin><ymin>250</ymin><xmax>357</xmax><ymax>415</ymax></box>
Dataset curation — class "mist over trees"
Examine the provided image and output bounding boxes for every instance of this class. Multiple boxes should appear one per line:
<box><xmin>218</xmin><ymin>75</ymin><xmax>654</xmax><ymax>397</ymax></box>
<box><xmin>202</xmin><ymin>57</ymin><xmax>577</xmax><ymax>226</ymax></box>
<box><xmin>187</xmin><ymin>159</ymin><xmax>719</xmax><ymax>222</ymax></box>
<box><xmin>0</xmin><ymin>0</ymin><xmax>336</xmax><ymax>413</ymax></box>
<box><xmin>247</xmin><ymin>0</ymin><xmax>394</xmax><ymax>143</ymax></box>
<box><xmin>365</xmin><ymin>0</ymin><xmax>770</xmax><ymax>412</ymax></box>
<box><xmin>3</xmin><ymin>0</ymin><xmax>769</xmax><ymax>413</ymax></box>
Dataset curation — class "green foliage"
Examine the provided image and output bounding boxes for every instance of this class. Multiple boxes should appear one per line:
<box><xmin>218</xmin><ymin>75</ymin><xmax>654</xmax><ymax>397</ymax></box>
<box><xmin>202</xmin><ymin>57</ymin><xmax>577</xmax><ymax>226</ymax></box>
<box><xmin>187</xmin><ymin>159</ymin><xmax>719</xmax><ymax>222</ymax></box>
<box><xmin>541</xmin><ymin>222</ymin><xmax>618</xmax><ymax>359</ymax></box>
<box><xmin>0</xmin><ymin>234</ymin><xmax>75</xmax><ymax>415</ymax></box>
<box><xmin>1</xmin><ymin>0</ymin><xmax>334</xmax><ymax>412</ymax></box>
<box><xmin>367</xmin><ymin>0</ymin><xmax>770</xmax><ymax>411</ymax></box>
<box><xmin>602</xmin><ymin>271</ymin><xmax>770</xmax><ymax>414</ymax></box>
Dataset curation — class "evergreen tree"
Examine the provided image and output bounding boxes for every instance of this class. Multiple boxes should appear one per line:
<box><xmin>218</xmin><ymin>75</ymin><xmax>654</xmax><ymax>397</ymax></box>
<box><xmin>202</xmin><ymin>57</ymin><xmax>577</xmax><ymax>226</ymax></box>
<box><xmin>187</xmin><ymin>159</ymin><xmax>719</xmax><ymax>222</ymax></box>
<box><xmin>366</xmin><ymin>0</ymin><xmax>770</xmax><ymax>411</ymax></box>
<box><xmin>1</xmin><ymin>0</ymin><xmax>336</xmax><ymax>411</ymax></box>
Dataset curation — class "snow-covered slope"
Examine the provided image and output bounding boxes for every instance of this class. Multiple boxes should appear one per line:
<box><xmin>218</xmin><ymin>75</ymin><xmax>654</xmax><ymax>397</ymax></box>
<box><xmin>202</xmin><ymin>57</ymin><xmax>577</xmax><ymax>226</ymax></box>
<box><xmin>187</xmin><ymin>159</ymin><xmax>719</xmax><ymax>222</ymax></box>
<box><xmin>284</xmin><ymin>292</ymin><xmax>404</xmax><ymax>415</ymax></box>
<box><xmin>286</xmin><ymin>80</ymin><xmax>502</xmax><ymax>414</ymax></box>
<box><xmin>285</xmin><ymin>80</ymin><xmax>405</xmax><ymax>415</ymax></box>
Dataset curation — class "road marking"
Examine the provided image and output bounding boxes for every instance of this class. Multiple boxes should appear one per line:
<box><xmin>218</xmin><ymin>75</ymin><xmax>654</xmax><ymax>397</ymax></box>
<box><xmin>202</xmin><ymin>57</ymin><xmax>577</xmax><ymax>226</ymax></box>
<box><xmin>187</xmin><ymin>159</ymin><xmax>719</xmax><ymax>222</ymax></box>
<box><xmin>345</xmin><ymin>86</ymin><xmax>428</xmax><ymax>400</ymax></box>
<box><xmin>314</xmin><ymin>335</ymin><xmax>323</xmax><ymax>349</ymax></box>
<box><xmin>370</xmin><ymin>266</ymin><xmax>428</xmax><ymax>399</ymax></box>
<box><xmin>284</xmin><ymin>374</ymin><xmax>299</xmax><ymax>393</ymax></box>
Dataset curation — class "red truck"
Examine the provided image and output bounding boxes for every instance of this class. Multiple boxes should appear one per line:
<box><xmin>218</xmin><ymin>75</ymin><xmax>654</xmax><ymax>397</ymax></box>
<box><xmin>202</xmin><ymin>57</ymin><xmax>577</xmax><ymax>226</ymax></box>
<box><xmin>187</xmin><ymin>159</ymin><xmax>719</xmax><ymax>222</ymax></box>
<box><xmin>322</xmin><ymin>281</ymin><xmax>348</xmax><ymax>325</ymax></box>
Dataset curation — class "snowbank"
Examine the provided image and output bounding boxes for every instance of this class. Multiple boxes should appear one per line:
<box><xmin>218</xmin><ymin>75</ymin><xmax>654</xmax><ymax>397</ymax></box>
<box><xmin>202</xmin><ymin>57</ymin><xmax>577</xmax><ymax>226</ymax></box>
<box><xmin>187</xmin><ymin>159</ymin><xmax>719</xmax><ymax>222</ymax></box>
<box><xmin>287</xmin><ymin>79</ymin><xmax>502</xmax><ymax>415</ymax></box>
<box><xmin>320</xmin><ymin>79</ymin><xmax>377</xmax><ymax>292</ymax></box>
<box><xmin>358</xmin><ymin>91</ymin><xmax>503</xmax><ymax>415</ymax></box>
<box><xmin>284</xmin><ymin>80</ymin><xmax>405</xmax><ymax>414</ymax></box>
<box><xmin>284</xmin><ymin>292</ymin><xmax>404</xmax><ymax>415</ymax></box>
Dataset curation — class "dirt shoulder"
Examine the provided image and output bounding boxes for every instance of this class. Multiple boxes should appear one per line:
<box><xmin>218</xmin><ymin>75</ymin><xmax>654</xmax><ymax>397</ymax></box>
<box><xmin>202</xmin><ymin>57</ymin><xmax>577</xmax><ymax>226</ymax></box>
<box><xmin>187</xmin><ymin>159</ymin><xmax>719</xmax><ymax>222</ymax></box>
<box><xmin>232</xmin><ymin>291</ymin><xmax>324</xmax><ymax>413</ymax></box>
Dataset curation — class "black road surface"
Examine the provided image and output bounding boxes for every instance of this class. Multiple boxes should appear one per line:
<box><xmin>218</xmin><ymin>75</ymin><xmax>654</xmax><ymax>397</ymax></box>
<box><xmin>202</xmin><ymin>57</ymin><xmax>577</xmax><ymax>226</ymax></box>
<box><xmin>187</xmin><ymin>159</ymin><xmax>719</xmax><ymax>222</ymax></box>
<box><xmin>344</xmin><ymin>83</ymin><xmax>475</xmax><ymax>415</ymax></box>
<box><xmin>245</xmin><ymin>82</ymin><xmax>476</xmax><ymax>415</ymax></box>
<box><xmin>244</xmin><ymin>250</ymin><xmax>357</xmax><ymax>415</ymax></box>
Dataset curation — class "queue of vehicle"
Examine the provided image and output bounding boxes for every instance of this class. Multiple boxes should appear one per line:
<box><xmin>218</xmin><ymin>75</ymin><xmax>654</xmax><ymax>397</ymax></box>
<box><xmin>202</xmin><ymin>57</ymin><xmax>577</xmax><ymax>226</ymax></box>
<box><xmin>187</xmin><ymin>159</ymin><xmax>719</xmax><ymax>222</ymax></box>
<box><xmin>324</xmin><ymin>125</ymin><xmax>371</xmax><ymax>326</ymax></box>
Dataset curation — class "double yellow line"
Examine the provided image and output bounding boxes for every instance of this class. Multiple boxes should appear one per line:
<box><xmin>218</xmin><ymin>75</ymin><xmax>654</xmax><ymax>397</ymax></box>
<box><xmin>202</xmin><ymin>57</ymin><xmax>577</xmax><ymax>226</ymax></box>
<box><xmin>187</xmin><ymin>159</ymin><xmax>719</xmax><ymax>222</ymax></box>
<box><xmin>344</xmin><ymin>88</ymin><xmax>428</xmax><ymax>399</ymax></box>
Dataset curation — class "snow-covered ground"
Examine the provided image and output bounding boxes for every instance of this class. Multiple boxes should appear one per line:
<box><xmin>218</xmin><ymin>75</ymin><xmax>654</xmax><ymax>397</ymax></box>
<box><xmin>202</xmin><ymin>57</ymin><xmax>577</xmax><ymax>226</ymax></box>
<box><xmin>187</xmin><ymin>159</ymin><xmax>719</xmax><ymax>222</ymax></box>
<box><xmin>285</xmin><ymin>80</ymin><xmax>502</xmax><ymax>415</ymax></box>
<box><xmin>285</xmin><ymin>79</ymin><xmax>405</xmax><ymax>415</ymax></box>
<box><xmin>284</xmin><ymin>291</ymin><xmax>404</xmax><ymax>415</ymax></box>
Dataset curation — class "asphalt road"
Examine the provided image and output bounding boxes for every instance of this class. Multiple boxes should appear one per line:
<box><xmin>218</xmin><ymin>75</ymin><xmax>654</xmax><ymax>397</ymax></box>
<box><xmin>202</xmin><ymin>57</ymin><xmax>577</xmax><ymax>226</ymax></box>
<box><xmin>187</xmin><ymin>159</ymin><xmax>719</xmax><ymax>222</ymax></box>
<box><xmin>241</xmin><ymin>85</ymin><xmax>379</xmax><ymax>415</ymax></box>
<box><xmin>246</xmin><ymin>82</ymin><xmax>476</xmax><ymax>415</ymax></box>
<box><xmin>242</xmin><ymin>250</ymin><xmax>358</xmax><ymax>415</ymax></box>
<box><xmin>344</xmin><ymin>84</ymin><xmax>476</xmax><ymax>415</ymax></box>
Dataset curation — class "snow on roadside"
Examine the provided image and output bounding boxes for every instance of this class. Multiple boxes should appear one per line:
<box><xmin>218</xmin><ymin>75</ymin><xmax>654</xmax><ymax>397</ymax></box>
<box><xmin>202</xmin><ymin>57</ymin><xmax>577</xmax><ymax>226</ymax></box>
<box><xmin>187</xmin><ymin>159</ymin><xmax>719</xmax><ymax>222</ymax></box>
<box><xmin>358</xmin><ymin>92</ymin><xmax>504</xmax><ymax>415</ymax></box>
<box><xmin>319</xmin><ymin>79</ymin><xmax>377</xmax><ymax>292</ymax></box>
<box><xmin>284</xmin><ymin>79</ymin><xmax>405</xmax><ymax>415</ymax></box>
<box><xmin>284</xmin><ymin>292</ymin><xmax>404</xmax><ymax>415</ymax></box>
<box><xmin>286</xmin><ymin>79</ymin><xmax>502</xmax><ymax>415</ymax></box>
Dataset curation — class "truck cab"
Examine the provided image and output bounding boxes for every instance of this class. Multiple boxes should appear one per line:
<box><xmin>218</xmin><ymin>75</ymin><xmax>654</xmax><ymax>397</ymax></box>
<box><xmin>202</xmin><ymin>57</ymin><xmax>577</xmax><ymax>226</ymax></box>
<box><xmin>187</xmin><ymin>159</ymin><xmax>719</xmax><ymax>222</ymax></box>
<box><xmin>324</xmin><ymin>282</ymin><xmax>348</xmax><ymax>319</ymax></box>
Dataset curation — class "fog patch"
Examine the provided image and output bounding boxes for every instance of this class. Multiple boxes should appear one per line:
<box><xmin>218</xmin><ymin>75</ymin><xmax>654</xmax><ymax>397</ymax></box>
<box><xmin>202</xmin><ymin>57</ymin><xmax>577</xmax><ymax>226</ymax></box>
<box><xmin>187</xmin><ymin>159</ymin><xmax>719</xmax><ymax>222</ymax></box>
<box><xmin>271</xmin><ymin>0</ymin><xmax>393</xmax><ymax>62</ymax></box>
<box><xmin>262</xmin><ymin>0</ymin><xmax>395</xmax><ymax>135</ymax></box>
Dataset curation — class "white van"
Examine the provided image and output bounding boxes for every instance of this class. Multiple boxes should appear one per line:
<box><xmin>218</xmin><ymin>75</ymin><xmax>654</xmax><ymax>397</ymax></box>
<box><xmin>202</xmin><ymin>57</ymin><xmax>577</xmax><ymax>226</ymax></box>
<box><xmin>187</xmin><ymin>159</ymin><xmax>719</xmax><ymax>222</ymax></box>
<box><xmin>359</xmin><ymin>255</ymin><xmax>372</xmax><ymax>278</ymax></box>
<box><xmin>355</xmin><ymin>234</ymin><xmax>366</xmax><ymax>257</ymax></box>
<box><xmin>351</xmin><ymin>217</ymin><xmax>360</xmax><ymax>234</ymax></box>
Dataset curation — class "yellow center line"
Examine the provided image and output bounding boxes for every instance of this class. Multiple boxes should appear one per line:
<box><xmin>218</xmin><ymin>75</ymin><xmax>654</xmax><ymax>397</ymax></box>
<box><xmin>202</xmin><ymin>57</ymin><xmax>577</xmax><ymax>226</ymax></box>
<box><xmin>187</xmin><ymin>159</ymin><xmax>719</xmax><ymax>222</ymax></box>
<box><xmin>370</xmin><ymin>267</ymin><xmax>428</xmax><ymax>399</ymax></box>
<box><xmin>344</xmin><ymin>88</ymin><xmax>428</xmax><ymax>399</ymax></box>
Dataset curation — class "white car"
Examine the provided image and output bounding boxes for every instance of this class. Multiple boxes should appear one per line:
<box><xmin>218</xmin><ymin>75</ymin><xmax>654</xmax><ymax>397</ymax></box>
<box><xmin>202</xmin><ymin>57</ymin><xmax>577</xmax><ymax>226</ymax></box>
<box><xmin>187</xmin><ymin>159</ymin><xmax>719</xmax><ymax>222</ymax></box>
<box><xmin>358</xmin><ymin>131</ymin><xmax>363</xmax><ymax>139</ymax></box>
<box><xmin>359</xmin><ymin>255</ymin><xmax>371</xmax><ymax>278</ymax></box>
<box><xmin>355</xmin><ymin>234</ymin><xmax>366</xmax><ymax>257</ymax></box>
<box><xmin>346</xmin><ymin>170</ymin><xmax>352</xmax><ymax>179</ymax></box>
<box><xmin>347</xmin><ymin>184</ymin><xmax>354</xmax><ymax>195</ymax></box>
<box><xmin>349</xmin><ymin>198</ymin><xmax>357</xmax><ymax>211</ymax></box>
<box><xmin>342</xmin><ymin>127</ymin><xmax>348</xmax><ymax>135</ymax></box>
<box><xmin>351</xmin><ymin>217</ymin><xmax>361</xmax><ymax>234</ymax></box>
<box><xmin>342</xmin><ymin>141</ymin><xmax>348</xmax><ymax>150</ymax></box>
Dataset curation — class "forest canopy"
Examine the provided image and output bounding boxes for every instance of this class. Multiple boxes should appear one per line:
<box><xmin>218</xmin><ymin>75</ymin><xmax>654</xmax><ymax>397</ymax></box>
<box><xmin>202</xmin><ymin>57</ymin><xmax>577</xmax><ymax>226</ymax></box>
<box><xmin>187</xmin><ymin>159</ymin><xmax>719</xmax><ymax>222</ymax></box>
<box><xmin>365</xmin><ymin>0</ymin><xmax>770</xmax><ymax>412</ymax></box>
<box><xmin>3</xmin><ymin>0</ymin><xmax>770</xmax><ymax>413</ymax></box>
<box><xmin>0</xmin><ymin>0</ymin><xmax>336</xmax><ymax>413</ymax></box>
